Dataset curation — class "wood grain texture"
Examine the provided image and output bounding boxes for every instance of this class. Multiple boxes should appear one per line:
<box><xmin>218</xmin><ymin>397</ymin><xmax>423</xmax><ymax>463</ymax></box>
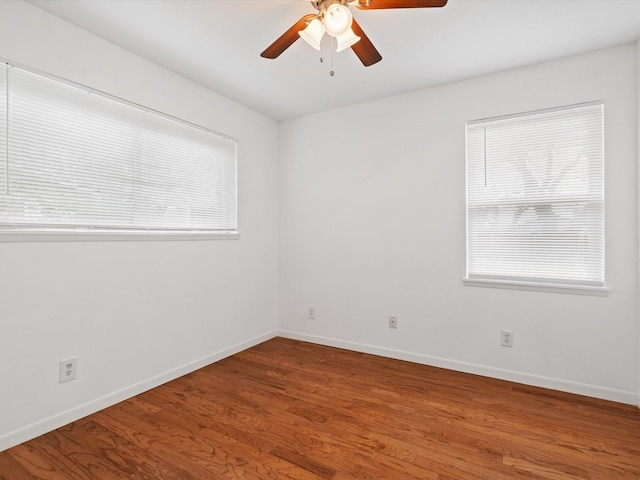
<box><xmin>261</xmin><ymin>14</ymin><xmax>316</xmax><ymax>59</ymax></box>
<box><xmin>356</xmin><ymin>0</ymin><xmax>448</xmax><ymax>9</ymax></box>
<box><xmin>2</xmin><ymin>337</ymin><xmax>640</xmax><ymax>479</ymax></box>
<box><xmin>351</xmin><ymin>19</ymin><xmax>383</xmax><ymax>67</ymax></box>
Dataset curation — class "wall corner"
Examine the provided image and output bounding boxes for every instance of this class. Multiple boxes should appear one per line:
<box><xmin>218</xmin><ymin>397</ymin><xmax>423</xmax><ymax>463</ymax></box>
<box><xmin>636</xmin><ymin>38</ymin><xmax>640</xmax><ymax>408</ymax></box>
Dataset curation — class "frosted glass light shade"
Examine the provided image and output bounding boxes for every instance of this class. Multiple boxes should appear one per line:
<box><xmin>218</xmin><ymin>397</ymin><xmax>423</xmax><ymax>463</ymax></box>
<box><xmin>324</xmin><ymin>4</ymin><xmax>353</xmax><ymax>37</ymax></box>
<box><xmin>299</xmin><ymin>18</ymin><xmax>325</xmax><ymax>50</ymax></box>
<box><xmin>335</xmin><ymin>28</ymin><xmax>361</xmax><ymax>52</ymax></box>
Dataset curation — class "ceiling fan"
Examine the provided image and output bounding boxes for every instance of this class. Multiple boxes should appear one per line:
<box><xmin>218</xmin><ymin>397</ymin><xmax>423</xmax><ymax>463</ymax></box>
<box><xmin>261</xmin><ymin>0</ymin><xmax>448</xmax><ymax>67</ymax></box>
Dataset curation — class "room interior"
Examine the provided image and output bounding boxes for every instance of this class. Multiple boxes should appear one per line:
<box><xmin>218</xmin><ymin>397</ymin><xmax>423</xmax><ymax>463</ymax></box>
<box><xmin>1</xmin><ymin>0</ymin><xmax>639</xmax><ymax>462</ymax></box>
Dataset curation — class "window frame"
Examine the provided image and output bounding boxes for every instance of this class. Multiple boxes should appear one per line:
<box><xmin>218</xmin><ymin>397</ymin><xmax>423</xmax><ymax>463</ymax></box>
<box><xmin>464</xmin><ymin>102</ymin><xmax>607</xmax><ymax>296</ymax></box>
<box><xmin>0</xmin><ymin>60</ymin><xmax>239</xmax><ymax>242</ymax></box>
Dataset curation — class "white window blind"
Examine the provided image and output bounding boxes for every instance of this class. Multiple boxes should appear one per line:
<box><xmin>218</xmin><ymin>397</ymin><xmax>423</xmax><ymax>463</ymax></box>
<box><xmin>465</xmin><ymin>102</ymin><xmax>604</xmax><ymax>288</ymax></box>
<box><xmin>0</xmin><ymin>63</ymin><xmax>237</xmax><ymax>234</ymax></box>
<box><xmin>0</xmin><ymin>65</ymin><xmax>6</xmax><ymax>196</ymax></box>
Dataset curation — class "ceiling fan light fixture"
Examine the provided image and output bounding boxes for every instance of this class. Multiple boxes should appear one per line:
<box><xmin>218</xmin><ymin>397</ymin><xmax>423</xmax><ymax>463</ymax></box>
<box><xmin>262</xmin><ymin>0</ymin><xmax>448</xmax><ymax>67</ymax></box>
<box><xmin>298</xmin><ymin>17</ymin><xmax>325</xmax><ymax>50</ymax></box>
<box><xmin>335</xmin><ymin>28</ymin><xmax>361</xmax><ymax>52</ymax></box>
<box><xmin>323</xmin><ymin>4</ymin><xmax>353</xmax><ymax>37</ymax></box>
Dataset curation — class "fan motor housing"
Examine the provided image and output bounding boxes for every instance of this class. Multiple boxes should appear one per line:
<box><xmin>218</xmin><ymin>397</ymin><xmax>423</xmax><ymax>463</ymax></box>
<box><xmin>311</xmin><ymin>0</ymin><xmax>357</xmax><ymax>12</ymax></box>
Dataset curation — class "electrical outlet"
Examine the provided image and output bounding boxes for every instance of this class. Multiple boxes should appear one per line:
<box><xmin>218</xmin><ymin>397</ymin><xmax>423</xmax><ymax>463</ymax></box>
<box><xmin>307</xmin><ymin>305</ymin><xmax>316</xmax><ymax>320</ymax></box>
<box><xmin>500</xmin><ymin>330</ymin><xmax>514</xmax><ymax>348</ymax></box>
<box><xmin>59</xmin><ymin>357</ymin><xmax>78</xmax><ymax>383</ymax></box>
<box><xmin>389</xmin><ymin>315</ymin><xmax>398</xmax><ymax>329</ymax></box>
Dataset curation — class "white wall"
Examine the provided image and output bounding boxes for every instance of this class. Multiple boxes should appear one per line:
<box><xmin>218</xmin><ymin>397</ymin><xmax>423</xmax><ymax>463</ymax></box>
<box><xmin>279</xmin><ymin>44</ymin><xmax>639</xmax><ymax>404</ymax></box>
<box><xmin>0</xmin><ymin>1</ymin><xmax>279</xmax><ymax>450</ymax></box>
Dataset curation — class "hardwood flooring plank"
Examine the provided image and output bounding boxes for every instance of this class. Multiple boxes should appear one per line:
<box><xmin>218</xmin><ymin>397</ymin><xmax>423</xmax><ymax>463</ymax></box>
<box><xmin>270</xmin><ymin>446</ymin><xmax>336</xmax><ymax>479</ymax></box>
<box><xmin>0</xmin><ymin>450</ymin><xmax>35</xmax><ymax>480</ymax></box>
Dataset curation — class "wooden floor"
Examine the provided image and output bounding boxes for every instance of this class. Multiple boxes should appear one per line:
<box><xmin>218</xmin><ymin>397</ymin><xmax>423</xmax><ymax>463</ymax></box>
<box><xmin>2</xmin><ymin>338</ymin><xmax>640</xmax><ymax>479</ymax></box>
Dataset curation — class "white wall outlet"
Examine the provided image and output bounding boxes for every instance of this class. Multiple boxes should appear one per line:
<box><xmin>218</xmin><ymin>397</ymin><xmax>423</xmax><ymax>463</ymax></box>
<box><xmin>389</xmin><ymin>315</ymin><xmax>398</xmax><ymax>329</ymax></box>
<box><xmin>59</xmin><ymin>357</ymin><xmax>78</xmax><ymax>383</ymax></box>
<box><xmin>500</xmin><ymin>330</ymin><xmax>514</xmax><ymax>347</ymax></box>
<box><xmin>307</xmin><ymin>305</ymin><xmax>316</xmax><ymax>320</ymax></box>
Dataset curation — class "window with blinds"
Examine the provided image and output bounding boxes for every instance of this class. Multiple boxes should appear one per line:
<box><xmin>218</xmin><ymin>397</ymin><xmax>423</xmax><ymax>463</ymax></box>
<box><xmin>0</xmin><ymin>63</ymin><xmax>237</xmax><ymax>235</ymax></box>
<box><xmin>465</xmin><ymin>102</ymin><xmax>604</xmax><ymax>288</ymax></box>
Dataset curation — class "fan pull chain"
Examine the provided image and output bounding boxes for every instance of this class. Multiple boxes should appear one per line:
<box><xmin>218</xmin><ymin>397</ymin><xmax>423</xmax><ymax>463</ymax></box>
<box><xmin>330</xmin><ymin>36</ymin><xmax>335</xmax><ymax>77</ymax></box>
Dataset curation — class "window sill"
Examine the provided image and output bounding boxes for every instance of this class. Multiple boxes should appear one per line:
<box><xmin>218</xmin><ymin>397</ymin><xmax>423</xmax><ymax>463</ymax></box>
<box><xmin>463</xmin><ymin>278</ymin><xmax>609</xmax><ymax>296</ymax></box>
<box><xmin>0</xmin><ymin>229</ymin><xmax>240</xmax><ymax>242</ymax></box>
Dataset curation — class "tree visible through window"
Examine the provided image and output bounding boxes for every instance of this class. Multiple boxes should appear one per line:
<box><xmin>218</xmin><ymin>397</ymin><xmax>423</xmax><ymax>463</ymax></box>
<box><xmin>465</xmin><ymin>102</ymin><xmax>604</xmax><ymax>288</ymax></box>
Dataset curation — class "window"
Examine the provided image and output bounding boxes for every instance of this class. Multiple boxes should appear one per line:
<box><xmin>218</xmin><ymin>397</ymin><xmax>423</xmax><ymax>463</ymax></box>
<box><xmin>0</xmin><ymin>63</ymin><xmax>237</xmax><ymax>237</ymax></box>
<box><xmin>465</xmin><ymin>102</ymin><xmax>604</xmax><ymax>291</ymax></box>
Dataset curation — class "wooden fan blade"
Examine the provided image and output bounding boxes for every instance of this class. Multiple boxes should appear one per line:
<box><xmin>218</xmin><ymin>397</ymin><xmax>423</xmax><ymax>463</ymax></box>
<box><xmin>350</xmin><ymin>18</ymin><xmax>382</xmax><ymax>67</ymax></box>
<box><xmin>356</xmin><ymin>0</ymin><xmax>447</xmax><ymax>9</ymax></box>
<box><xmin>261</xmin><ymin>14</ymin><xmax>317</xmax><ymax>59</ymax></box>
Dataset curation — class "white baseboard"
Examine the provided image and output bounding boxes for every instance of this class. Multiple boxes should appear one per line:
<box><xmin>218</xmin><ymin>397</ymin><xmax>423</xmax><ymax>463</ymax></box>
<box><xmin>279</xmin><ymin>330</ymin><xmax>638</xmax><ymax>406</ymax></box>
<box><xmin>0</xmin><ymin>330</ymin><xmax>278</xmax><ymax>452</ymax></box>
<box><xmin>4</xmin><ymin>328</ymin><xmax>635</xmax><ymax>453</ymax></box>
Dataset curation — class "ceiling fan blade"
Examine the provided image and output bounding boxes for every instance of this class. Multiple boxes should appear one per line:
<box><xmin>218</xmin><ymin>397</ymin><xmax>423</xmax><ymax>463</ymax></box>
<box><xmin>261</xmin><ymin>14</ymin><xmax>317</xmax><ymax>59</ymax></box>
<box><xmin>350</xmin><ymin>18</ymin><xmax>382</xmax><ymax>67</ymax></box>
<box><xmin>356</xmin><ymin>0</ymin><xmax>447</xmax><ymax>9</ymax></box>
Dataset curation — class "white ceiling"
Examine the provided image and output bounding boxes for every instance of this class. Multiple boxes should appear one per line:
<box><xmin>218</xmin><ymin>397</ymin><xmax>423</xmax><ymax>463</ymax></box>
<box><xmin>28</xmin><ymin>0</ymin><xmax>640</xmax><ymax>121</ymax></box>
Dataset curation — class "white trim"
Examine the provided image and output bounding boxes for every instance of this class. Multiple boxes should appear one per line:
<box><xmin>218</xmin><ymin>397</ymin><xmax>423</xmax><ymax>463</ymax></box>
<box><xmin>0</xmin><ymin>330</ymin><xmax>277</xmax><ymax>452</ymax></box>
<box><xmin>0</xmin><ymin>230</ymin><xmax>240</xmax><ymax>242</ymax></box>
<box><xmin>278</xmin><ymin>330</ymin><xmax>636</xmax><ymax>406</ymax></box>
<box><xmin>463</xmin><ymin>278</ymin><xmax>609</xmax><ymax>296</ymax></box>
